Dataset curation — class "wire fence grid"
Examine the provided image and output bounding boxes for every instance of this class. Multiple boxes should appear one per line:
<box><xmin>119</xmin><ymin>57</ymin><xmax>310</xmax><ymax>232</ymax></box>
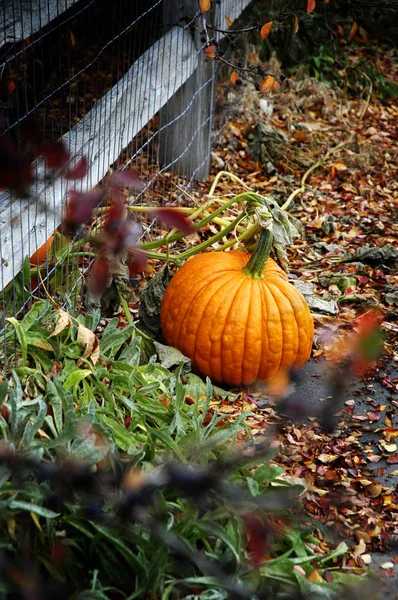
<box><xmin>0</xmin><ymin>0</ymin><xmax>253</xmax><ymax>366</ymax></box>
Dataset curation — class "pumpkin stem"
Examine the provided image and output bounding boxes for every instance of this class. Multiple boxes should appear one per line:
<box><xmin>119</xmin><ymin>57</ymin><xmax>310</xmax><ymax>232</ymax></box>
<box><xmin>243</xmin><ymin>228</ymin><xmax>273</xmax><ymax>279</ymax></box>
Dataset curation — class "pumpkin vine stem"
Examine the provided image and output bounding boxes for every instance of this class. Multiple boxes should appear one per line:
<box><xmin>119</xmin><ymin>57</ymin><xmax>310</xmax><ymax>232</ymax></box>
<box><xmin>243</xmin><ymin>228</ymin><xmax>273</xmax><ymax>279</ymax></box>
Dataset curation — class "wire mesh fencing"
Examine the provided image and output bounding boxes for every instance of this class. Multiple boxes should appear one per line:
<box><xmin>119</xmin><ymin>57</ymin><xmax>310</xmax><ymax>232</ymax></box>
<box><xmin>0</xmin><ymin>0</ymin><xmax>253</xmax><ymax>366</ymax></box>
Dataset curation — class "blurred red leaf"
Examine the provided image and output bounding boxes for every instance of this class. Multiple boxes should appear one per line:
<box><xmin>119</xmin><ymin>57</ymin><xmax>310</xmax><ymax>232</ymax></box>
<box><xmin>307</xmin><ymin>0</ymin><xmax>316</xmax><ymax>14</ymax></box>
<box><xmin>152</xmin><ymin>208</ymin><xmax>193</xmax><ymax>234</ymax></box>
<box><xmin>51</xmin><ymin>542</ymin><xmax>67</xmax><ymax>565</ymax></box>
<box><xmin>20</xmin><ymin>118</ymin><xmax>44</xmax><ymax>147</ymax></box>
<box><xmin>65</xmin><ymin>188</ymin><xmax>103</xmax><ymax>226</ymax></box>
<box><xmin>243</xmin><ymin>514</ymin><xmax>277</xmax><ymax>565</ymax></box>
<box><xmin>105</xmin><ymin>193</ymin><xmax>125</xmax><ymax>234</ymax></box>
<box><xmin>0</xmin><ymin>129</ymin><xmax>33</xmax><ymax>194</ymax></box>
<box><xmin>0</xmin><ymin>159</ymin><xmax>32</xmax><ymax>194</ymax></box>
<box><xmin>128</xmin><ymin>249</ymin><xmax>148</xmax><ymax>275</ymax></box>
<box><xmin>89</xmin><ymin>256</ymin><xmax>110</xmax><ymax>294</ymax></box>
<box><xmin>109</xmin><ymin>170</ymin><xmax>145</xmax><ymax>190</ymax></box>
<box><xmin>39</xmin><ymin>140</ymin><xmax>70</xmax><ymax>169</ymax></box>
<box><xmin>65</xmin><ymin>156</ymin><xmax>88</xmax><ymax>180</ymax></box>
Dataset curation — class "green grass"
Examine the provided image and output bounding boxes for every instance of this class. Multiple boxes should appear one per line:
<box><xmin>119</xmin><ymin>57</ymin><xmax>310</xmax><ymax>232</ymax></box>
<box><xmin>0</xmin><ymin>302</ymin><xmax>366</xmax><ymax>598</ymax></box>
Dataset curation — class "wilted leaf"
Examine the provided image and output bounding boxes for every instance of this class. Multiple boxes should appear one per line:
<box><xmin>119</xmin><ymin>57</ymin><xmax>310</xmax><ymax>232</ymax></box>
<box><xmin>380</xmin><ymin>441</ymin><xmax>397</xmax><ymax>453</ymax></box>
<box><xmin>308</xmin><ymin>570</ymin><xmax>323</xmax><ymax>583</ymax></box>
<box><xmin>50</xmin><ymin>308</ymin><xmax>71</xmax><ymax>337</ymax></box>
<box><xmin>231</xmin><ymin>71</ymin><xmax>240</xmax><ymax>85</ymax></box>
<box><xmin>153</xmin><ymin>341</ymin><xmax>191</xmax><ymax>373</ymax></box>
<box><xmin>354</xmin><ymin>538</ymin><xmax>367</xmax><ymax>558</ymax></box>
<box><xmin>367</xmin><ymin>455</ymin><xmax>382</xmax><ymax>462</ymax></box>
<box><xmin>204</xmin><ymin>45</ymin><xmax>216</xmax><ymax>58</ymax></box>
<box><xmin>294</xmin><ymin>15</ymin><xmax>299</xmax><ymax>33</ymax></box>
<box><xmin>77</xmin><ymin>323</ymin><xmax>100</xmax><ymax>365</ymax></box>
<box><xmin>367</xmin><ymin>483</ymin><xmax>383</xmax><ymax>498</ymax></box>
<box><xmin>260</xmin><ymin>22</ymin><xmax>273</xmax><ymax>40</ymax></box>
<box><xmin>225</xmin><ymin>16</ymin><xmax>233</xmax><ymax>27</ymax></box>
<box><xmin>200</xmin><ymin>0</ymin><xmax>211</xmax><ymax>12</ymax></box>
<box><xmin>259</xmin><ymin>75</ymin><xmax>280</xmax><ymax>94</ymax></box>
<box><xmin>348</xmin><ymin>21</ymin><xmax>358</xmax><ymax>40</ymax></box>
<box><xmin>307</xmin><ymin>0</ymin><xmax>316</xmax><ymax>14</ymax></box>
<box><xmin>317</xmin><ymin>453</ymin><xmax>338</xmax><ymax>463</ymax></box>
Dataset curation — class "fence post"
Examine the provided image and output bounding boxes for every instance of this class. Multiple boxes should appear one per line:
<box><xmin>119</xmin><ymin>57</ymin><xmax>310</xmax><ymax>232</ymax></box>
<box><xmin>158</xmin><ymin>1</ymin><xmax>216</xmax><ymax>181</ymax></box>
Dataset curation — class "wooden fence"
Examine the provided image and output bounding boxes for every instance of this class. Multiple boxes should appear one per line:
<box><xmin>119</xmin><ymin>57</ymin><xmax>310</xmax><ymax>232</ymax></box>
<box><xmin>0</xmin><ymin>0</ymin><xmax>253</xmax><ymax>294</ymax></box>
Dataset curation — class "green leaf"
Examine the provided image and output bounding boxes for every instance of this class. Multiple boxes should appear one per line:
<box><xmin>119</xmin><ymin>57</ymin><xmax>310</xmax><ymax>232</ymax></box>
<box><xmin>99</xmin><ymin>415</ymin><xmax>138</xmax><ymax>453</ymax></box>
<box><xmin>63</xmin><ymin>369</ymin><xmax>92</xmax><ymax>389</ymax></box>
<box><xmin>25</xmin><ymin>332</ymin><xmax>54</xmax><ymax>351</ymax></box>
<box><xmin>21</xmin><ymin>300</ymin><xmax>50</xmax><ymax>331</ymax></box>
<box><xmin>0</xmin><ymin>382</ymin><xmax>8</xmax><ymax>402</ymax></box>
<box><xmin>91</xmin><ymin>523</ymin><xmax>145</xmax><ymax>575</ymax></box>
<box><xmin>100</xmin><ymin>321</ymin><xmax>135</xmax><ymax>357</ymax></box>
<box><xmin>193</xmin><ymin>520</ymin><xmax>241</xmax><ymax>565</ymax></box>
<box><xmin>45</xmin><ymin>379</ymin><xmax>64</xmax><ymax>434</ymax></box>
<box><xmin>246</xmin><ymin>476</ymin><xmax>260</xmax><ymax>497</ymax></box>
<box><xmin>149</xmin><ymin>429</ymin><xmax>187</xmax><ymax>462</ymax></box>
<box><xmin>319</xmin><ymin>541</ymin><xmax>348</xmax><ymax>564</ymax></box>
<box><xmin>254</xmin><ymin>464</ymin><xmax>285</xmax><ymax>484</ymax></box>
<box><xmin>21</xmin><ymin>397</ymin><xmax>47</xmax><ymax>446</ymax></box>
<box><xmin>29</xmin><ymin>346</ymin><xmax>54</xmax><ymax>372</ymax></box>
<box><xmin>6</xmin><ymin>317</ymin><xmax>28</xmax><ymax>366</ymax></box>
<box><xmin>9</xmin><ymin>500</ymin><xmax>59</xmax><ymax>518</ymax></box>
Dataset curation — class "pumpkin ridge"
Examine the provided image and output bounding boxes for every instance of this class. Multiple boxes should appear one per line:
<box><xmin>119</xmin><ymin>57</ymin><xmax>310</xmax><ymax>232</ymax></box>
<box><xmin>219</xmin><ymin>274</ymin><xmax>249</xmax><ymax>385</ymax></box>
<box><xmin>240</xmin><ymin>277</ymin><xmax>255</xmax><ymax>383</ymax></box>
<box><xmin>275</xmin><ymin>279</ymin><xmax>311</xmax><ymax>364</ymax></box>
<box><xmin>260</xmin><ymin>281</ymin><xmax>282</xmax><ymax>379</ymax></box>
<box><xmin>169</xmin><ymin>269</ymin><xmax>237</xmax><ymax>351</ymax></box>
<box><xmin>268</xmin><ymin>280</ymin><xmax>304</xmax><ymax>369</ymax></box>
<box><xmin>189</xmin><ymin>271</ymin><xmax>245</xmax><ymax>376</ymax></box>
<box><xmin>277</xmin><ymin>281</ymin><xmax>300</xmax><ymax>364</ymax></box>
<box><xmin>266</xmin><ymin>280</ymin><xmax>286</xmax><ymax>377</ymax></box>
<box><xmin>197</xmin><ymin>273</ymin><xmax>247</xmax><ymax>382</ymax></box>
<box><xmin>254</xmin><ymin>279</ymin><xmax>266</xmax><ymax>382</ymax></box>
<box><xmin>257</xmin><ymin>281</ymin><xmax>268</xmax><ymax>381</ymax></box>
<box><xmin>180</xmin><ymin>271</ymin><xmax>239</xmax><ymax>355</ymax></box>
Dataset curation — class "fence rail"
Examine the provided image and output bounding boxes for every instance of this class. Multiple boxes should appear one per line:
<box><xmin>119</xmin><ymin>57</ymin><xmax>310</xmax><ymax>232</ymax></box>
<box><xmin>0</xmin><ymin>0</ymin><xmax>253</xmax><ymax>301</ymax></box>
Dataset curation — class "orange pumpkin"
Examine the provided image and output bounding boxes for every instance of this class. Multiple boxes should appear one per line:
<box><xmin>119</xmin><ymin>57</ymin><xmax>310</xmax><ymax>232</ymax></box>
<box><xmin>160</xmin><ymin>230</ymin><xmax>313</xmax><ymax>387</ymax></box>
<box><xmin>29</xmin><ymin>235</ymin><xmax>54</xmax><ymax>266</ymax></box>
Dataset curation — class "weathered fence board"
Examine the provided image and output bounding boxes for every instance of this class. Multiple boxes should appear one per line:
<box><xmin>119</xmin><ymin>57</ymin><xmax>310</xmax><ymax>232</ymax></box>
<box><xmin>1</xmin><ymin>0</ymin><xmax>78</xmax><ymax>48</ymax></box>
<box><xmin>0</xmin><ymin>26</ymin><xmax>197</xmax><ymax>289</ymax></box>
<box><xmin>0</xmin><ymin>0</ymin><xmax>254</xmax><ymax>291</ymax></box>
